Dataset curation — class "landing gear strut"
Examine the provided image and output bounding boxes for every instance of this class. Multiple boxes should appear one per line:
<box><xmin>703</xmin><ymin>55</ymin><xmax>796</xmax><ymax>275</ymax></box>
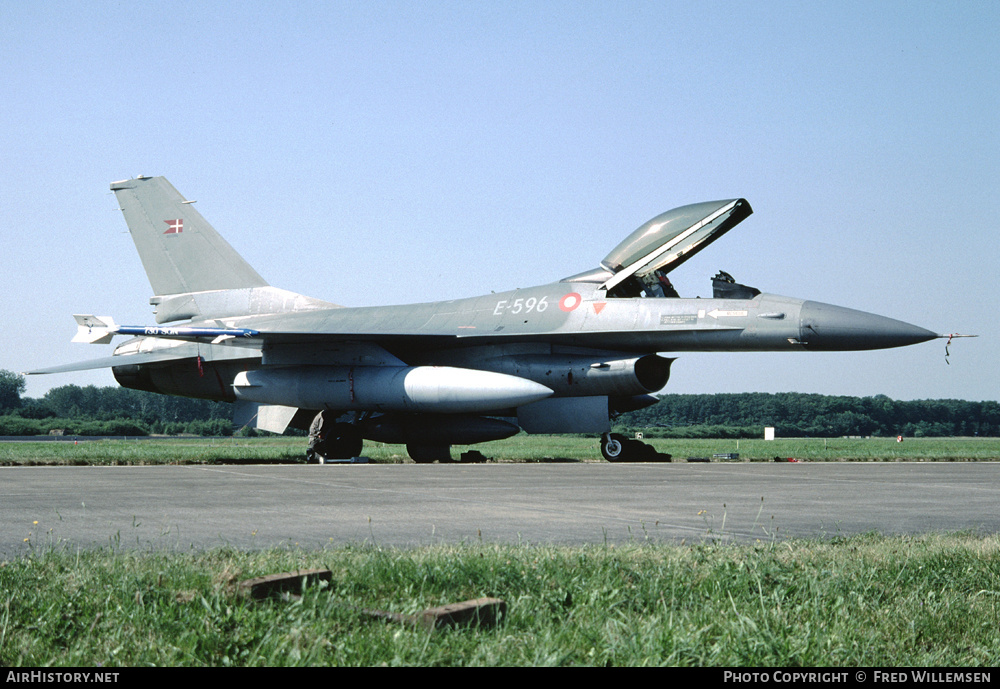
<box><xmin>600</xmin><ymin>433</ymin><xmax>671</xmax><ymax>463</ymax></box>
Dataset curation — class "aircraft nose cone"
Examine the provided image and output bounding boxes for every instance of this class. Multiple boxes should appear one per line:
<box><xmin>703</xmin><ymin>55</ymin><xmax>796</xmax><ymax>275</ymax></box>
<box><xmin>799</xmin><ymin>301</ymin><xmax>937</xmax><ymax>351</ymax></box>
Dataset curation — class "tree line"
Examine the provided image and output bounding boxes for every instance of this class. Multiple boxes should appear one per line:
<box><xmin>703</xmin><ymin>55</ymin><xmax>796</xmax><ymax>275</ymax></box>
<box><xmin>616</xmin><ymin>392</ymin><xmax>1000</xmax><ymax>438</ymax></box>
<box><xmin>2</xmin><ymin>371</ymin><xmax>997</xmax><ymax>437</ymax></box>
<box><xmin>0</xmin><ymin>370</ymin><xmax>232</xmax><ymax>436</ymax></box>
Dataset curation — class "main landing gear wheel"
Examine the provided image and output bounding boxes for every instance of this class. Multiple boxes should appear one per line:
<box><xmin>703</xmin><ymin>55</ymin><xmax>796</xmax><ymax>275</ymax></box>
<box><xmin>310</xmin><ymin>423</ymin><xmax>363</xmax><ymax>462</ymax></box>
<box><xmin>328</xmin><ymin>424</ymin><xmax>363</xmax><ymax>459</ymax></box>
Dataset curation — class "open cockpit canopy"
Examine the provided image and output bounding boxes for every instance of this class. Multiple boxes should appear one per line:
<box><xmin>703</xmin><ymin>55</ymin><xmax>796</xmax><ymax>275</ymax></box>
<box><xmin>598</xmin><ymin>198</ymin><xmax>752</xmax><ymax>297</ymax></box>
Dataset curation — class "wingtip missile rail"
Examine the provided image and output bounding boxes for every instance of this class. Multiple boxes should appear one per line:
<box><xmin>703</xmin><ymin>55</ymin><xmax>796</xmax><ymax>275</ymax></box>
<box><xmin>72</xmin><ymin>314</ymin><xmax>259</xmax><ymax>345</ymax></box>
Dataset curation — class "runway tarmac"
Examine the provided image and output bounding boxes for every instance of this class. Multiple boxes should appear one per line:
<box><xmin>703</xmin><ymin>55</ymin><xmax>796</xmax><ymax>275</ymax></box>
<box><xmin>2</xmin><ymin>462</ymin><xmax>997</xmax><ymax>556</ymax></box>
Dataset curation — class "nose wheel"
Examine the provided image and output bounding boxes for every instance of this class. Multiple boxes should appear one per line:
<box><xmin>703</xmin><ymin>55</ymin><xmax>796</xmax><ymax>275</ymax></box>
<box><xmin>601</xmin><ymin>433</ymin><xmax>627</xmax><ymax>461</ymax></box>
<box><xmin>600</xmin><ymin>433</ymin><xmax>671</xmax><ymax>463</ymax></box>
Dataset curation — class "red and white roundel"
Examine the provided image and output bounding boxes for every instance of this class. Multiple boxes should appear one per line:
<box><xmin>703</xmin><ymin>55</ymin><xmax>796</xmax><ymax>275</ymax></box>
<box><xmin>559</xmin><ymin>292</ymin><xmax>582</xmax><ymax>312</ymax></box>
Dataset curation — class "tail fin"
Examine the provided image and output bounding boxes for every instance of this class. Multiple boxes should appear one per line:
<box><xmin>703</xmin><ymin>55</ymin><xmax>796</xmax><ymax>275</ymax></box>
<box><xmin>111</xmin><ymin>176</ymin><xmax>337</xmax><ymax>323</ymax></box>
<box><xmin>111</xmin><ymin>176</ymin><xmax>269</xmax><ymax>296</ymax></box>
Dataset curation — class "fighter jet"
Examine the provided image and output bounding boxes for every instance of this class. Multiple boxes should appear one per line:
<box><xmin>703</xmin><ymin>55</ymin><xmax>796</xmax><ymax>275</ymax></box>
<box><xmin>29</xmin><ymin>176</ymin><xmax>940</xmax><ymax>462</ymax></box>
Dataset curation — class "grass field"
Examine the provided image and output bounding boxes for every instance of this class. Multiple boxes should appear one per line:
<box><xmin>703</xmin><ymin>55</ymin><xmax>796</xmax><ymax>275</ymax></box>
<box><xmin>2</xmin><ymin>533</ymin><xmax>997</xmax><ymax>666</ymax></box>
<box><xmin>1</xmin><ymin>435</ymin><xmax>998</xmax><ymax>465</ymax></box>
<box><xmin>3</xmin><ymin>436</ymin><xmax>998</xmax><ymax>666</ymax></box>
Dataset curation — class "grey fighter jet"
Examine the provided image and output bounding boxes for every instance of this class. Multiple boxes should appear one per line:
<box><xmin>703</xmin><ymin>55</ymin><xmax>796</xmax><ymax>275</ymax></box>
<box><xmin>29</xmin><ymin>177</ymin><xmax>940</xmax><ymax>462</ymax></box>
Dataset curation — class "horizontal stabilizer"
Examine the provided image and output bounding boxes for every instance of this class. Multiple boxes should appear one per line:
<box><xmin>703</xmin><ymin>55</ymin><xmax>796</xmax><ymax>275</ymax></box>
<box><xmin>26</xmin><ymin>341</ymin><xmax>262</xmax><ymax>375</ymax></box>
<box><xmin>26</xmin><ymin>351</ymin><xmax>188</xmax><ymax>375</ymax></box>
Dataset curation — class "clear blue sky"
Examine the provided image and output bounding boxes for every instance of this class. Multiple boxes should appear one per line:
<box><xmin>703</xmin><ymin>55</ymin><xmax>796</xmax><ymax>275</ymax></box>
<box><xmin>3</xmin><ymin>1</ymin><xmax>997</xmax><ymax>401</ymax></box>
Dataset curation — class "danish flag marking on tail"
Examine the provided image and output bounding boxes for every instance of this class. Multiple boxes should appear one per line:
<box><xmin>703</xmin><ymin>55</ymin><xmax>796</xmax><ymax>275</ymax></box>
<box><xmin>163</xmin><ymin>219</ymin><xmax>183</xmax><ymax>234</ymax></box>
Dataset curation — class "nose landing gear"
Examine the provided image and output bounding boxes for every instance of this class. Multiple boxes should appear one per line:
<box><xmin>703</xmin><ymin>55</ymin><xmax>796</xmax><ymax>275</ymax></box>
<box><xmin>600</xmin><ymin>433</ymin><xmax>671</xmax><ymax>463</ymax></box>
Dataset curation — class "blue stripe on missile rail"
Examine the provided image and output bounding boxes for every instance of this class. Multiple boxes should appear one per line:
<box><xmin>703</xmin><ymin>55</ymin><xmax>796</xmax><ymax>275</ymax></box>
<box><xmin>115</xmin><ymin>325</ymin><xmax>260</xmax><ymax>338</ymax></box>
